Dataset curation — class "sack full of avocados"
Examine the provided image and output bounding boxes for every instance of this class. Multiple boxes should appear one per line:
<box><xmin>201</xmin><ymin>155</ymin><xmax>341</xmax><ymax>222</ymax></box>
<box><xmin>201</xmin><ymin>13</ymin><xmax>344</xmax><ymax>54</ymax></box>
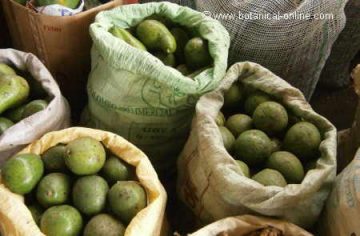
<box><xmin>177</xmin><ymin>62</ymin><xmax>337</xmax><ymax>228</ymax></box>
<box><xmin>0</xmin><ymin>127</ymin><xmax>167</xmax><ymax>236</ymax></box>
<box><xmin>85</xmin><ymin>2</ymin><xmax>230</xmax><ymax>172</ymax></box>
<box><xmin>0</xmin><ymin>49</ymin><xmax>70</xmax><ymax>164</ymax></box>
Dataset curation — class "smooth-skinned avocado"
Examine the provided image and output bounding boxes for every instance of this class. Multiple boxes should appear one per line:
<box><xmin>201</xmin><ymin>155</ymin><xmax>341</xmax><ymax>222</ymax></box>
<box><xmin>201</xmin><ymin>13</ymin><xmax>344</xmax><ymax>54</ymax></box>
<box><xmin>136</xmin><ymin>19</ymin><xmax>177</xmax><ymax>54</ymax></box>
<box><xmin>42</xmin><ymin>145</ymin><xmax>67</xmax><ymax>172</ymax></box>
<box><xmin>184</xmin><ymin>37</ymin><xmax>212</xmax><ymax>70</ymax></box>
<box><xmin>2</xmin><ymin>153</ymin><xmax>44</xmax><ymax>194</ymax></box>
<box><xmin>107</xmin><ymin>181</ymin><xmax>147</xmax><ymax>224</ymax></box>
<box><xmin>244</xmin><ymin>91</ymin><xmax>271</xmax><ymax>115</ymax></box>
<box><xmin>253</xmin><ymin>101</ymin><xmax>288</xmax><ymax>134</ymax></box>
<box><xmin>40</xmin><ymin>205</ymin><xmax>83</xmax><ymax>236</ymax></box>
<box><xmin>235</xmin><ymin>160</ymin><xmax>250</xmax><ymax>178</ymax></box>
<box><xmin>83</xmin><ymin>214</ymin><xmax>126</xmax><ymax>236</ymax></box>
<box><xmin>36</xmin><ymin>173</ymin><xmax>71</xmax><ymax>208</ymax></box>
<box><xmin>101</xmin><ymin>156</ymin><xmax>130</xmax><ymax>185</ymax></box>
<box><xmin>266</xmin><ymin>151</ymin><xmax>305</xmax><ymax>184</ymax></box>
<box><xmin>234</xmin><ymin>129</ymin><xmax>272</xmax><ymax>166</ymax></box>
<box><xmin>109</xmin><ymin>26</ymin><xmax>147</xmax><ymax>51</ymax></box>
<box><xmin>283</xmin><ymin>121</ymin><xmax>321</xmax><ymax>161</ymax></box>
<box><xmin>252</xmin><ymin>169</ymin><xmax>287</xmax><ymax>187</ymax></box>
<box><xmin>225</xmin><ymin>114</ymin><xmax>252</xmax><ymax>137</ymax></box>
<box><xmin>0</xmin><ymin>74</ymin><xmax>29</xmax><ymax>114</ymax></box>
<box><xmin>64</xmin><ymin>137</ymin><xmax>106</xmax><ymax>175</ymax></box>
<box><xmin>215</xmin><ymin>111</ymin><xmax>225</xmax><ymax>126</ymax></box>
<box><xmin>72</xmin><ymin>175</ymin><xmax>109</xmax><ymax>216</ymax></box>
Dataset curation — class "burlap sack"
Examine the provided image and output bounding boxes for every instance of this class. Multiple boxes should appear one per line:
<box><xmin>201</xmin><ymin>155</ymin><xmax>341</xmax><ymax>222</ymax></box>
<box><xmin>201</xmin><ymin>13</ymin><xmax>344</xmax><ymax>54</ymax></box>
<box><xmin>87</xmin><ymin>2</ymin><xmax>230</xmax><ymax>172</ymax></box>
<box><xmin>0</xmin><ymin>49</ymin><xmax>70</xmax><ymax>164</ymax></box>
<box><xmin>190</xmin><ymin>215</ymin><xmax>312</xmax><ymax>236</ymax></box>
<box><xmin>318</xmin><ymin>147</ymin><xmax>360</xmax><ymax>236</ymax></box>
<box><xmin>177</xmin><ymin>62</ymin><xmax>337</xmax><ymax>229</ymax></box>
<box><xmin>337</xmin><ymin>64</ymin><xmax>360</xmax><ymax>171</ymax></box>
<box><xmin>319</xmin><ymin>0</ymin><xmax>360</xmax><ymax>88</ymax></box>
<box><xmin>0</xmin><ymin>127</ymin><xmax>167</xmax><ymax>236</ymax></box>
<box><xmin>140</xmin><ymin>0</ymin><xmax>348</xmax><ymax>99</ymax></box>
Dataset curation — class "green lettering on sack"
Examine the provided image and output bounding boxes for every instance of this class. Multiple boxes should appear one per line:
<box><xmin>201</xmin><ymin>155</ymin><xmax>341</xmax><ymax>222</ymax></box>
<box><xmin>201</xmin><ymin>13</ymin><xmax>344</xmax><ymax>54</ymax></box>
<box><xmin>89</xmin><ymin>87</ymin><xmax>183</xmax><ymax>117</ymax></box>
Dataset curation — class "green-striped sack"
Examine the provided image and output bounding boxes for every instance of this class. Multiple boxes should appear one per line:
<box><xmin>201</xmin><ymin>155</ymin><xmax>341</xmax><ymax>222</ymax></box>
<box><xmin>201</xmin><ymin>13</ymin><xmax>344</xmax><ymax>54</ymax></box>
<box><xmin>87</xmin><ymin>2</ymin><xmax>230</xmax><ymax>172</ymax></box>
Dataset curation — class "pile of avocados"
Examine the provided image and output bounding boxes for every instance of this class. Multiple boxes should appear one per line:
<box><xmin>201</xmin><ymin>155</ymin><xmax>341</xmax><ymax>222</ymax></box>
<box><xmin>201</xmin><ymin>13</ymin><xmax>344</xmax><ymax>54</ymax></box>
<box><xmin>109</xmin><ymin>14</ymin><xmax>213</xmax><ymax>77</ymax></box>
<box><xmin>1</xmin><ymin>137</ymin><xmax>147</xmax><ymax>236</ymax></box>
<box><xmin>0</xmin><ymin>63</ymin><xmax>48</xmax><ymax>135</ymax></box>
<box><xmin>217</xmin><ymin>82</ymin><xmax>322</xmax><ymax>187</ymax></box>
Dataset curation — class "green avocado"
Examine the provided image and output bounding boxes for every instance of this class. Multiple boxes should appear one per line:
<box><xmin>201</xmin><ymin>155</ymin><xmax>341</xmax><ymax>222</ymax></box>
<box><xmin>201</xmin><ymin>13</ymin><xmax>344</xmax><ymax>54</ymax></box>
<box><xmin>72</xmin><ymin>175</ymin><xmax>109</xmax><ymax>216</ymax></box>
<box><xmin>64</xmin><ymin>137</ymin><xmax>106</xmax><ymax>175</ymax></box>
<box><xmin>40</xmin><ymin>205</ymin><xmax>83</xmax><ymax>236</ymax></box>
<box><xmin>108</xmin><ymin>181</ymin><xmax>147</xmax><ymax>224</ymax></box>
<box><xmin>136</xmin><ymin>20</ymin><xmax>176</xmax><ymax>54</ymax></box>
<box><xmin>0</xmin><ymin>75</ymin><xmax>29</xmax><ymax>115</ymax></box>
<box><xmin>2</xmin><ymin>153</ymin><xmax>44</xmax><ymax>194</ymax></box>
<box><xmin>36</xmin><ymin>173</ymin><xmax>71</xmax><ymax>208</ymax></box>
<box><xmin>83</xmin><ymin>214</ymin><xmax>125</xmax><ymax>236</ymax></box>
<box><xmin>184</xmin><ymin>37</ymin><xmax>212</xmax><ymax>70</ymax></box>
<box><xmin>0</xmin><ymin>117</ymin><xmax>14</xmax><ymax>135</ymax></box>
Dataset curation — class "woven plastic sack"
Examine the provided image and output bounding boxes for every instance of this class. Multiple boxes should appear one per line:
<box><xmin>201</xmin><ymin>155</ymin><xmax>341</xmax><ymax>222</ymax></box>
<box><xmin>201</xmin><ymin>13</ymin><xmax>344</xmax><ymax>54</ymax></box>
<box><xmin>177</xmin><ymin>62</ymin><xmax>337</xmax><ymax>229</ymax></box>
<box><xmin>0</xmin><ymin>127</ymin><xmax>167</xmax><ymax>236</ymax></box>
<box><xmin>0</xmin><ymin>49</ymin><xmax>70</xmax><ymax>164</ymax></box>
<box><xmin>141</xmin><ymin>0</ymin><xmax>348</xmax><ymax>99</ymax></box>
<box><xmin>190</xmin><ymin>215</ymin><xmax>312</xmax><ymax>236</ymax></box>
<box><xmin>318</xmin><ymin>147</ymin><xmax>360</xmax><ymax>236</ymax></box>
<box><xmin>319</xmin><ymin>0</ymin><xmax>360</xmax><ymax>88</ymax></box>
<box><xmin>87</xmin><ymin>2</ymin><xmax>230</xmax><ymax>171</ymax></box>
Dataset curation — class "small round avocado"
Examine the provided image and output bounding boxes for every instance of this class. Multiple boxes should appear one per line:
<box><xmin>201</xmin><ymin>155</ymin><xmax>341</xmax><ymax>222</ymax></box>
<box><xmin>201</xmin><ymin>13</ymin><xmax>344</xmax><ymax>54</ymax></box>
<box><xmin>215</xmin><ymin>111</ymin><xmax>225</xmax><ymax>126</ymax></box>
<box><xmin>219</xmin><ymin>126</ymin><xmax>235</xmax><ymax>152</ymax></box>
<box><xmin>0</xmin><ymin>117</ymin><xmax>14</xmax><ymax>135</ymax></box>
<box><xmin>225</xmin><ymin>114</ymin><xmax>252</xmax><ymax>137</ymax></box>
<box><xmin>184</xmin><ymin>37</ymin><xmax>212</xmax><ymax>70</ymax></box>
<box><xmin>40</xmin><ymin>205</ymin><xmax>83</xmax><ymax>236</ymax></box>
<box><xmin>223</xmin><ymin>84</ymin><xmax>243</xmax><ymax>108</ymax></box>
<box><xmin>2</xmin><ymin>153</ymin><xmax>44</xmax><ymax>194</ymax></box>
<box><xmin>244</xmin><ymin>91</ymin><xmax>271</xmax><ymax>115</ymax></box>
<box><xmin>101</xmin><ymin>156</ymin><xmax>130</xmax><ymax>185</ymax></box>
<box><xmin>64</xmin><ymin>137</ymin><xmax>106</xmax><ymax>175</ymax></box>
<box><xmin>283</xmin><ymin>121</ymin><xmax>321</xmax><ymax>161</ymax></box>
<box><xmin>235</xmin><ymin>160</ymin><xmax>250</xmax><ymax>178</ymax></box>
<box><xmin>42</xmin><ymin>145</ymin><xmax>67</xmax><ymax>172</ymax></box>
<box><xmin>266</xmin><ymin>151</ymin><xmax>305</xmax><ymax>184</ymax></box>
<box><xmin>252</xmin><ymin>169</ymin><xmax>287</xmax><ymax>187</ymax></box>
<box><xmin>36</xmin><ymin>173</ymin><xmax>71</xmax><ymax>208</ymax></box>
<box><xmin>28</xmin><ymin>204</ymin><xmax>44</xmax><ymax>225</ymax></box>
<box><xmin>233</xmin><ymin>129</ymin><xmax>272</xmax><ymax>166</ymax></box>
<box><xmin>72</xmin><ymin>175</ymin><xmax>109</xmax><ymax>216</ymax></box>
<box><xmin>253</xmin><ymin>101</ymin><xmax>288</xmax><ymax>134</ymax></box>
<box><xmin>83</xmin><ymin>214</ymin><xmax>126</xmax><ymax>236</ymax></box>
<box><xmin>108</xmin><ymin>181</ymin><xmax>147</xmax><ymax>224</ymax></box>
